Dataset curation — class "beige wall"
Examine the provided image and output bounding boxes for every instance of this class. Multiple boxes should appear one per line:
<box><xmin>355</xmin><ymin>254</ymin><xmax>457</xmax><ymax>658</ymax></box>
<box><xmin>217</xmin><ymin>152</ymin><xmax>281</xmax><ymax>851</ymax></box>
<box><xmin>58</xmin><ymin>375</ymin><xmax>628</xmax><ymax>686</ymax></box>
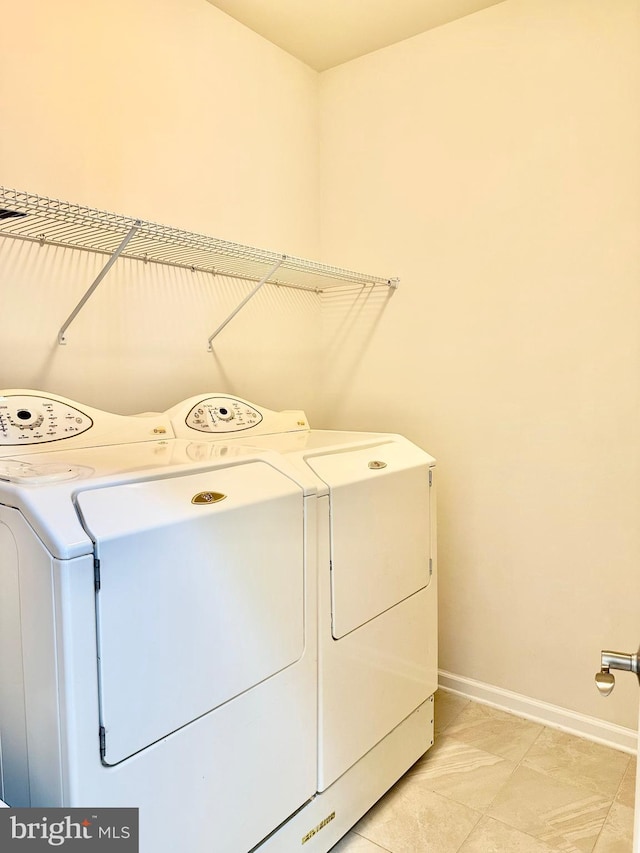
<box><xmin>319</xmin><ymin>0</ymin><xmax>640</xmax><ymax>727</ymax></box>
<box><xmin>0</xmin><ymin>0</ymin><xmax>322</xmax><ymax>415</ymax></box>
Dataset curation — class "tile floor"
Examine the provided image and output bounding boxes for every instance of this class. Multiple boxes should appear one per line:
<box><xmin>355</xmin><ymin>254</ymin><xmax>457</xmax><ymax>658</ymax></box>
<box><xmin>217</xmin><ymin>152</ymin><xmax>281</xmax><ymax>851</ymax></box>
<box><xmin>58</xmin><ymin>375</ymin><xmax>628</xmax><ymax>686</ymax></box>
<box><xmin>331</xmin><ymin>691</ymin><xmax>636</xmax><ymax>853</ymax></box>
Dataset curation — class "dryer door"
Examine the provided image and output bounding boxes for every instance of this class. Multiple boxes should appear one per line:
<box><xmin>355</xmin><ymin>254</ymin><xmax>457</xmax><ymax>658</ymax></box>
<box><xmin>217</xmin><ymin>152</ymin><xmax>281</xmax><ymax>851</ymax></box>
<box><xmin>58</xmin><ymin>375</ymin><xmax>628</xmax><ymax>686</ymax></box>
<box><xmin>76</xmin><ymin>460</ymin><xmax>304</xmax><ymax>765</ymax></box>
<box><xmin>307</xmin><ymin>440</ymin><xmax>432</xmax><ymax>639</ymax></box>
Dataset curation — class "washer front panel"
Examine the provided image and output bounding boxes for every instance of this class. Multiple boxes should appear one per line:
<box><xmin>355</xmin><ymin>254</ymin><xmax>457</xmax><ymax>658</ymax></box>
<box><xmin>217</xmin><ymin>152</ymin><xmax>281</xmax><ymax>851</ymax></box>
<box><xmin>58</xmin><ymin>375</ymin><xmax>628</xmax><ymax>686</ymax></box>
<box><xmin>76</xmin><ymin>461</ymin><xmax>305</xmax><ymax>765</ymax></box>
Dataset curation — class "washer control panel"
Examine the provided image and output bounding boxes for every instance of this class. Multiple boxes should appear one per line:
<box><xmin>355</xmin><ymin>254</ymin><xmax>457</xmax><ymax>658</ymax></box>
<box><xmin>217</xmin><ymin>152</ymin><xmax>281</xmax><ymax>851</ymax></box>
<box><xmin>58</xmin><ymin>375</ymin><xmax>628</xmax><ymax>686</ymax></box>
<box><xmin>185</xmin><ymin>397</ymin><xmax>263</xmax><ymax>433</ymax></box>
<box><xmin>166</xmin><ymin>393</ymin><xmax>308</xmax><ymax>440</ymax></box>
<box><xmin>0</xmin><ymin>394</ymin><xmax>93</xmax><ymax>446</ymax></box>
<box><xmin>0</xmin><ymin>390</ymin><xmax>175</xmax><ymax>455</ymax></box>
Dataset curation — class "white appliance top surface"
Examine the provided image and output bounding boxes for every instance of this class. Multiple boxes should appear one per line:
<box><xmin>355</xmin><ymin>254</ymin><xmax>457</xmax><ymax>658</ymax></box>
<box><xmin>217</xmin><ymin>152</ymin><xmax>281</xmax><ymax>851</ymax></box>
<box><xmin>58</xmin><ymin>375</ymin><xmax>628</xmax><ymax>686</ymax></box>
<box><xmin>0</xmin><ymin>389</ymin><xmax>435</xmax><ymax>558</ymax></box>
<box><xmin>231</xmin><ymin>429</ymin><xmax>389</xmax><ymax>451</ymax></box>
<box><xmin>229</xmin><ymin>430</ymin><xmax>436</xmax><ymax>495</ymax></box>
<box><xmin>2</xmin><ymin>438</ymin><xmax>254</xmax><ymax>479</ymax></box>
<box><xmin>0</xmin><ymin>390</ymin><xmax>317</xmax><ymax>559</ymax></box>
<box><xmin>0</xmin><ymin>438</ymin><xmax>316</xmax><ymax>560</ymax></box>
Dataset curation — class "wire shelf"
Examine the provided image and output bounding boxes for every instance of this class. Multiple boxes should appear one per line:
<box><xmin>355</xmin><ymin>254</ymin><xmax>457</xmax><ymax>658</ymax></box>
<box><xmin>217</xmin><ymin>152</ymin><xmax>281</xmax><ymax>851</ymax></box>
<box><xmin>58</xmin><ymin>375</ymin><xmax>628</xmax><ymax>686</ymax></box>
<box><xmin>0</xmin><ymin>186</ymin><xmax>397</xmax><ymax>292</ymax></box>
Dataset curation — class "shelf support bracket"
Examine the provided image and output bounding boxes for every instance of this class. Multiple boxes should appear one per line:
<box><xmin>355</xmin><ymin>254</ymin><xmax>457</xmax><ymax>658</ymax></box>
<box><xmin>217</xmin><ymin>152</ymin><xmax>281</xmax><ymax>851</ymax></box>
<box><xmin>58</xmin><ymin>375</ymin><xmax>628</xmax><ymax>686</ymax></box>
<box><xmin>57</xmin><ymin>221</ymin><xmax>141</xmax><ymax>344</ymax></box>
<box><xmin>207</xmin><ymin>256</ymin><xmax>285</xmax><ymax>351</ymax></box>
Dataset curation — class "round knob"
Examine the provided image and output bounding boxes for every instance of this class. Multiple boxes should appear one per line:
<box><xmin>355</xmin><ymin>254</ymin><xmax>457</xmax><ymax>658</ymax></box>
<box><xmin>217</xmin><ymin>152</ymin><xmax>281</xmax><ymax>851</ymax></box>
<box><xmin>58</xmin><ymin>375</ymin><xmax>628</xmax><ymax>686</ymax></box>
<box><xmin>595</xmin><ymin>670</ymin><xmax>615</xmax><ymax>697</ymax></box>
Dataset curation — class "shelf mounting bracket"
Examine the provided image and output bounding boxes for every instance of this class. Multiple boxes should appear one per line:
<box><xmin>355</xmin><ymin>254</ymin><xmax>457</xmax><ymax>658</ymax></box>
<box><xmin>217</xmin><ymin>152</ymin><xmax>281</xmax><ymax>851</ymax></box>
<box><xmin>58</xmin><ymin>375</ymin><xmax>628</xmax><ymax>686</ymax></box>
<box><xmin>207</xmin><ymin>256</ymin><xmax>285</xmax><ymax>351</ymax></box>
<box><xmin>57</xmin><ymin>221</ymin><xmax>141</xmax><ymax>344</ymax></box>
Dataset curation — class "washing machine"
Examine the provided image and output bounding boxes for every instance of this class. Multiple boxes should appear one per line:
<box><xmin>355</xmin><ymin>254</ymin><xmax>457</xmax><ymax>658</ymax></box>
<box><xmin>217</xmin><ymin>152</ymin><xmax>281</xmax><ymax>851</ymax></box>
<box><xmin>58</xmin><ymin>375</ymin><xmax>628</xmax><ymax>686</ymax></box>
<box><xmin>164</xmin><ymin>393</ymin><xmax>438</xmax><ymax>850</ymax></box>
<box><xmin>0</xmin><ymin>390</ymin><xmax>319</xmax><ymax>853</ymax></box>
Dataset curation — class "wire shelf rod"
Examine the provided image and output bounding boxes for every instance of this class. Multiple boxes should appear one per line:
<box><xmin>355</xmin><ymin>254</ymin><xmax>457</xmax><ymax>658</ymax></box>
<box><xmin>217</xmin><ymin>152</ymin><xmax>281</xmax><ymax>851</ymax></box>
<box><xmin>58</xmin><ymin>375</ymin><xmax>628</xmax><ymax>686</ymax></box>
<box><xmin>57</xmin><ymin>222</ymin><xmax>141</xmax><ymax>345</ymax></box>
<box><xmin>207</xmin><ymin>257</ymin><xmax>285</xmax><ymax>352</ymax></box>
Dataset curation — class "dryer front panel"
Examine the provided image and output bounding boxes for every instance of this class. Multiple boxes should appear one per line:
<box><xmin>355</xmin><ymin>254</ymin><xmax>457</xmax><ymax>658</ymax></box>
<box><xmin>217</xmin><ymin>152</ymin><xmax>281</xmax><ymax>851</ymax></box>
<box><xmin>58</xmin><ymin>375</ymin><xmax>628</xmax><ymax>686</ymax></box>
<box><xmin>75</xmin><ymin>461</ymin><xmax>305</xmax><ymax>765</ymax></box>
<box><xmin>307</xmin><ymin>442</ymin><xmax>432</xmax><ymax>639</ymax></box>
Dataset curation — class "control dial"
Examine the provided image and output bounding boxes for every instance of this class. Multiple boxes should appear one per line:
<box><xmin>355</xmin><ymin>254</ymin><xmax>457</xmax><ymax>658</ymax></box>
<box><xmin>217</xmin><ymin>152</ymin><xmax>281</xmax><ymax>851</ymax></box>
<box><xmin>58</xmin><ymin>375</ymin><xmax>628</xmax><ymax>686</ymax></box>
<box><xmin>215</xmin><ymin>407</ymin><xmax>234</xmax><ymax>422</ymax></box>
<box><xmin>9</xmin><ymin>408</ymin><xmax>45</xmax><ymax>429</ymax></box>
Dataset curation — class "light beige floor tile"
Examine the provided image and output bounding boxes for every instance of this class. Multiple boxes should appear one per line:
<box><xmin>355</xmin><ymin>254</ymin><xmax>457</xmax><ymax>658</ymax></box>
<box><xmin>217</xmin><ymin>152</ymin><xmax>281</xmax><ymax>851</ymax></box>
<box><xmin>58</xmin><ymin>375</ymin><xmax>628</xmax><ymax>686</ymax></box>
<box><xmin>407</xmin><ymin>734</ymin><xmax>516</xmax><ymax>810</ymax></box>
<box><xmin>591</xmin><ymin>801</ymin><xmax>634</xmax><ymax>853</ymax></box>
<box><xmin>329</xmin><ymin>699</ymin><xmax>636</xmax><ymax>853</ymax></box>
<box><xmin>614</xmin><ymin>757</ymin><xmax>636</xmax><ymax>809</ymax></box>
<box><xmin>435</xmin><ymin>689</ymin><xmax>471</xmax><ymax>735</ymax></box>
<box><xmin>458</xmin><ymin>815</ymin><xmax>560</xmax><ymax>853</ymax></box>
<box><xmin>354</xmin><ymin>772</ymin><xmax>481</xmax><ymax>853</ymax></box>
<box><xmin>329</xmin><ymin>831</ymin><xmax>391</xmax><ymax>852</ymax></box>
<box><xmin>445</xmin><ymin>702</ymin><xmax>544</xmax><ymax>762</ymax></box>
<box><xmin>487</xmin><ymin>765</ymin><xmax>612</xmax><ymax>853</ymax></box>
<box><xmin>522</xmin><ymin>729</ymin><xmax>630</xmax><ymax>799</ymax></box>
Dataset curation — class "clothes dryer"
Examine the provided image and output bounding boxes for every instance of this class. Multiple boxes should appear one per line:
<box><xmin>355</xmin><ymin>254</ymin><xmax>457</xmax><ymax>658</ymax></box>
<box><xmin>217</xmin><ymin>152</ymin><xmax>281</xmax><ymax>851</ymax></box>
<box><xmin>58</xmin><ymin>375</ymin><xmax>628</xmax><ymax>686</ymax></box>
<box><xmin>165</xmin><ymin>393</ymin><xmax>438</xmax><ymax>850</ymax></box>
<box><xmin>0</xmin><ymin>390</ymin><xmax>318</xmax><ymax>853</ymax></box>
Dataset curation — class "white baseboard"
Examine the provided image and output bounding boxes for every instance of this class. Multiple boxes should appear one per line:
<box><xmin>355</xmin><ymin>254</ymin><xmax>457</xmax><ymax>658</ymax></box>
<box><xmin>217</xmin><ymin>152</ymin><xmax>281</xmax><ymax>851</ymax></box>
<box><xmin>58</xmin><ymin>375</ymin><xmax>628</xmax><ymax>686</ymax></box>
<box><xmin>438</xmin><ymin>670</ymin><xmax>637</xmax><ymax>755</ymax></box>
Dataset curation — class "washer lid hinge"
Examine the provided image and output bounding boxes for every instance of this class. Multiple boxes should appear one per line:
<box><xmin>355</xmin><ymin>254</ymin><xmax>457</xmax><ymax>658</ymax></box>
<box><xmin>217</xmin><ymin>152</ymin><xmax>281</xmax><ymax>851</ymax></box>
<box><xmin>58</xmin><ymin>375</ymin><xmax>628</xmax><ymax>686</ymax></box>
<box><xmin>99</xmin><ymin>725</ymin><xmax>106</xmax><ymax>757</ymax></box>
<box><xmin>429</xmin><ymin>469</ymin><xmax>433</xmax><ymax>487</ymax></box>
<box><xmin>429</xmin><ymin>557</ymin><xmax>433</xmax><ymax>578</ymax></box>
<box><xmin>94</xmin><ymin>558</ymin><xmax>101</xmax><ymax>592</ymax></box>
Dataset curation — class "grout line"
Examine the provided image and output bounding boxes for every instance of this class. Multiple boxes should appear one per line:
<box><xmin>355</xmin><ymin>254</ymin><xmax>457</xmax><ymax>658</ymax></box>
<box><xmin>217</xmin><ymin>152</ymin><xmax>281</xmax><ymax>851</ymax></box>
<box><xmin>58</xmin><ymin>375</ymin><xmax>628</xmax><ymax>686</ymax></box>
<box><xmin>598</xmin><ymin>752</ymin><xmax>635</xmax><ymax>847</ymax></box>
<box><xmin>473</xmin><ymin>723</ymin><xmax>546</xmax><ymax>826</ymax></box>
<box><xmin>518</xmin><ymin>722</ymin><xmax>546</xmax><ymax>765</ymax></box>
<box><xmin>453</xmin><ymin>809</ymin><xmax>484</xmax><ymax>853</ymax></box>
<box><xmin>483</xmin><ymin>749</ymin><xmax>523</xmax><ymax>814</ymax></box>
<box><xmin>481</xmin><ymin>816</ymin><xmax>560</xmax><ymax>853</ymax></box>
<box><xmin>590</xmin><ymin>789</ymin><xmax>621</xmax><ymax>853</ymax></box>
<box><xmin>350</xmin><ymin>829</ymin><xmax>394</xmax><ymax>852</ymax></box>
